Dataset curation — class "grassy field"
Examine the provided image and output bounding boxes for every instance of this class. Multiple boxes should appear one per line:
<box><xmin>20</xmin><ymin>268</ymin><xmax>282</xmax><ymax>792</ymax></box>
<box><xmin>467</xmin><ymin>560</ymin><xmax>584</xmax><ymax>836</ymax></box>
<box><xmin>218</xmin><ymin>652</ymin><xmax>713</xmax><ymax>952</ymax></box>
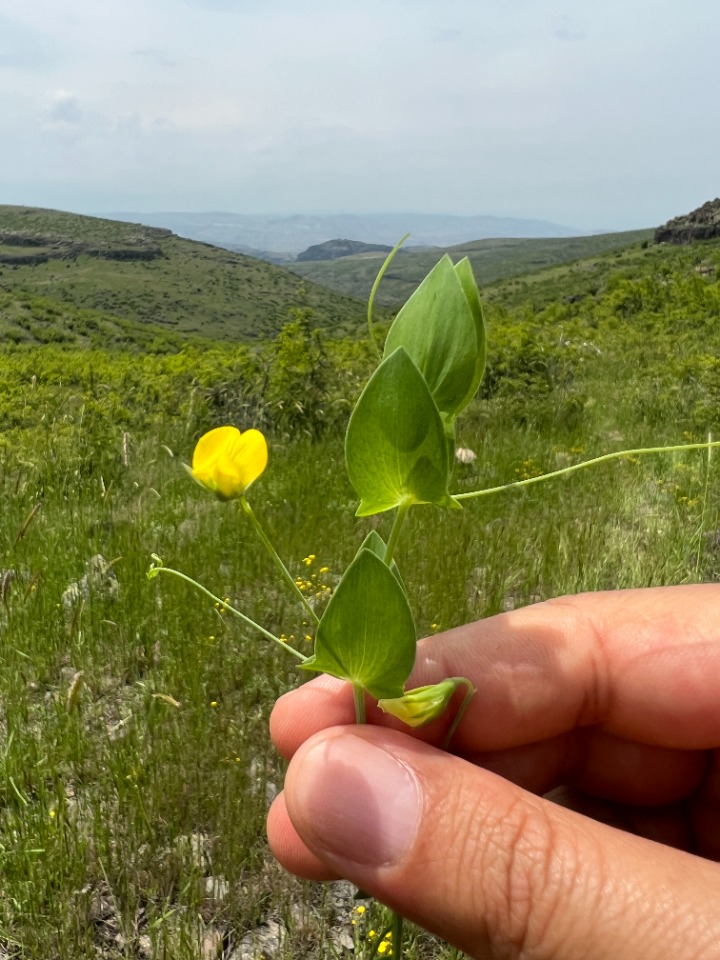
<box><xmin>288</xmin><ymin>229</ymin><xmax>654</xmax><ymax>305</ymax></box>
<box><xmin>0</xmin><ymin>234</ymin><xmax>719</xmax><ymax>957</ymax></box>
<box><xmin>0</xmin><ymin>207</ymin><xmax>367</xmax><ymax>341</ymax></box>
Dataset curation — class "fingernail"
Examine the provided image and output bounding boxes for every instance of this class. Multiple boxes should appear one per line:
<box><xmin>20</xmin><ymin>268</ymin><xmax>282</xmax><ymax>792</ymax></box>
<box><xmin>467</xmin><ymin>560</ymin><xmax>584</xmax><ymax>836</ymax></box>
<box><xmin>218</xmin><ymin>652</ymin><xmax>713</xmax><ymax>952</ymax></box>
<box><xmin>290</xmin><ymin>732</ymin><xmax>421</xmax><ymax>866</ymax></box>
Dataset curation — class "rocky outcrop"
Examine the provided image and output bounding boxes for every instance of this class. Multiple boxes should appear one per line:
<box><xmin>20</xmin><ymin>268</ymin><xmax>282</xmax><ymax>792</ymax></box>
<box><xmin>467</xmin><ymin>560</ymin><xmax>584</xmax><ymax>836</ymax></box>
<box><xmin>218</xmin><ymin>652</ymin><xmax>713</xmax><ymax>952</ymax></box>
<box><xmin>296</xmin><ymin>238</ymin><xmax>393</xmax><ymax>262</ymax></box>
<box><xmin>0</xmin><ymin>230</ymin><xmax>164</xmax><ymax>263</ymax></box>
<box><xmin>655</xmin><ymin>199</ymin><xmax>720</xmax><ymax>244</ymax></box>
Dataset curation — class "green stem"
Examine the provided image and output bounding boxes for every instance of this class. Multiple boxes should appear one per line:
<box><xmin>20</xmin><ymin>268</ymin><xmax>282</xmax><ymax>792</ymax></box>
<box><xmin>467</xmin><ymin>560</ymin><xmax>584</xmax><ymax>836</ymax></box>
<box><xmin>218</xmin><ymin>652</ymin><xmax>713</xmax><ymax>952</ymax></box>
<box><xmin>385</xmin><ymin>500</ymin><xmax>410</xmax><ymax>567</ymax></box>
<box><xmin>695</xmin><ymin>433</ymin><xmax>713</xmax><ymax>576</ymax></box>
<box><xmin>240</xmin><ymin>495</ymin><xmax>320</xmax><ymax>626</ymax></box>
<box><xmin>391</xmin><ymin>912</ymin><xmax>404</xmax><ymax>957</ymax></box>
<box><xmin>148</xmin><ymin>562</ymin><xmax>307</xmax><ymax>661</ymax></box>
<box><xmin>454</xmin><ymin>440</ymin><xmax>720</xmax><ymax>503</ymax></box>
<box><xmin>441</xmin><ymin>679</ymin><xmax>476</xmax><ymax>751</ymax></box>
<box><xmin>382</xmin><ymin>500</ymin><xmax>413</xmax><ymax>959</ymax></box>
<box><xmin>367</xmin><ymin>234</ymin><xmax>410</xmax><ymax>358</ymax></box>
<box><xmin>353</xmin><ymin>684</ymin><xmax>366</xmax><ymax>725</ymax></box>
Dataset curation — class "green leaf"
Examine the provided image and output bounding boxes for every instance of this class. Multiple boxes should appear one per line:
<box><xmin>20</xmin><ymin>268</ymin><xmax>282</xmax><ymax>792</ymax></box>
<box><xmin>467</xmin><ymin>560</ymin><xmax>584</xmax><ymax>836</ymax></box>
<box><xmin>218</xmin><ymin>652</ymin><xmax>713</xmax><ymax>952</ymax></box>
<box><xmin>453</xmin><ymin>257</ymin><xmax>486</xmax><ymax>409</ymax></box>
<box><xmin>357</xmin><ymin>530</ymin><xmax>388</xmax><ymax>561</ymax></box>
<box><xmin>301</xmin><ymin>548</ymin><xmax>416</xmax><ymax>700</ymax></box>
<box><xmin>383</xmin><ymin>255</ymin><xmax>485</xmax><ymax>426</ymax></box>
<box><xmin>345</xmin><ymin>347</ymin><xmax>456</xmax><ymax>516</ymax></box>
<box><xmin>356</xmin><ymin>530</ymin><xmax>405</xmax><ymax>588</ymax></box>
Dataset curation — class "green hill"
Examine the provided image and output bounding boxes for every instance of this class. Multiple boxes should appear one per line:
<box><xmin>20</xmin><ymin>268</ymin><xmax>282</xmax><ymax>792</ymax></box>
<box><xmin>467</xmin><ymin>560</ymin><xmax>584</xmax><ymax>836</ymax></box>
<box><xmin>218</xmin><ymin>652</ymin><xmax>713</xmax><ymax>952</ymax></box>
<box><xmin>288</xmin><ymin>229</ymin><xmax>654</xmax><ymax>305</ymax></box>
<box><xmin>0</xmin><ymin>287</ymin><xmax>214</xmax><ymax>352</ymax></box>
<box><xmin>0</xmin><ymin>206</ymin><xmax>366</xmax><ymax>342</ymax></box>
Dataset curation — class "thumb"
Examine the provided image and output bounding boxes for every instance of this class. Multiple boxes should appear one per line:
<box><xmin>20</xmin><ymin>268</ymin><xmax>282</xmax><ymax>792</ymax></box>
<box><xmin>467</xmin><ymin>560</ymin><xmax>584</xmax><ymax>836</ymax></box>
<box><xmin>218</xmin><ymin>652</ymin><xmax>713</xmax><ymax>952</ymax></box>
<box><xmin>283</xmin><ymin>726</ymin><xmax>720</xmax><ymax>960</ymax></box>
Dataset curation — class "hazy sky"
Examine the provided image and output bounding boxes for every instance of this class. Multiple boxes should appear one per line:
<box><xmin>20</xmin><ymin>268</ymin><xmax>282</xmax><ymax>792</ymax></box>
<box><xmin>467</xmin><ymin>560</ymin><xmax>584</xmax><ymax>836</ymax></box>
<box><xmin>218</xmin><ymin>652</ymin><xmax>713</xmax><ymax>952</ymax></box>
<box><xmin>1</xmin><ymin>0</ymin><xmax>718</xmax><ymax>229</ymax></box>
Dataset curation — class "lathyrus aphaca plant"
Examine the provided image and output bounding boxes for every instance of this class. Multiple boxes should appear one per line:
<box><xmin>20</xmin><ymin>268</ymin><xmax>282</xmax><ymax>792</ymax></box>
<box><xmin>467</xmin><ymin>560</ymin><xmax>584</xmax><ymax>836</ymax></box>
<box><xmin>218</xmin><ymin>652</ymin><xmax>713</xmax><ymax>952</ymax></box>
<box><xmin>150</xmin><ymin>244</ymin><xmax>482</xmax><ymax>734</ymax></box>
<box><xmin>148</xmin><ymin>240</ymin><xmax>720</xmax><ymax>957</ymax></box>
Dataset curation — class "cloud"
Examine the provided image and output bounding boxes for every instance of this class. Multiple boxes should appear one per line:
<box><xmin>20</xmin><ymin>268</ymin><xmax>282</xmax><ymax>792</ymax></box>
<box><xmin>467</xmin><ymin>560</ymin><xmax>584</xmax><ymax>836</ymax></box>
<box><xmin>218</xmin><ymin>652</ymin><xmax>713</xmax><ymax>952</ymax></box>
<box><xmin>431</xmin><ymin>28</ymin><xmax>463</xmax><ymax>44</ymax></box>
<box><xmin>129</xmin><ymin>48</ymin><xmax>178</xmax><ymax>68</ymax></box>
<box><xmin>552</xmin><ymin>15</ymin><xmax>584</xmax><ymax>42</ymax></box>
<box><xmin>45</xmin><ymin>89</ymin><xmax>82</xmax><ymax>128</ymax></box>
<box><xmin>0</xmin><ymin>12</ymin><xmax>55</xmax><ymax>71</ymax></box>
<box><xmin>1</xmin><ymin>0</ymin><xmax>719</xmax><ymax>229</ymax></box>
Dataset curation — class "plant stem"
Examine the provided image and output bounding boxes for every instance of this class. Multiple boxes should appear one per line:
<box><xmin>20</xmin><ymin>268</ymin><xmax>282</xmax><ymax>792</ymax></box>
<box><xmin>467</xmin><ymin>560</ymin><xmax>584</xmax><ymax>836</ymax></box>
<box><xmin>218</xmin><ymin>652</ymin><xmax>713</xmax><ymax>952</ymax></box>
<box><xmin>441</xmin><ymin>679</ymin><xmax>476</xmax><ymax>751</ymax></box>
<box><xmin>353</xmin><ymin>681</ymin><xmax>407</xmax><ymax>958</ymax></box>
<box><xmin>454</xmin><ymin>440</ymin><xmax>720</xmax><ymax>502</ymax></box>
<box><xmin>391</xmin><ymin>912</ymin><xmax>404</xmax><ymax>957</ymax></box>
<box><xmin>385</xmin><ymin>500</ymin><xmax>410</xmax><ymax>567</ymax></box>
<box><xmin>381</xmin><ymin>501</ymin><xmax>414</xmax><ymax>958</ymax></box>
<box><xmin>239</xmin><ymin>495</ymin><xmax>320</xmax><ymax>626</ymax></box>
<box><xmin>148</xmin><ymin>562</ymin><xmax>307</xmax><ymax>661</ymax></box>
<box><xmin>695</xmin><ymin>432</ymin><xmax>713</xmax><ymax>576</ymax></box>
<box><xmin>353</xmin><ymin>684</ymin><xmax>366</xmax><ymax>725</ymax></box>
<box><xmin>367</xmin><ymin>234</ymin><xmax>410</xmax><ymax>358</ymax></box>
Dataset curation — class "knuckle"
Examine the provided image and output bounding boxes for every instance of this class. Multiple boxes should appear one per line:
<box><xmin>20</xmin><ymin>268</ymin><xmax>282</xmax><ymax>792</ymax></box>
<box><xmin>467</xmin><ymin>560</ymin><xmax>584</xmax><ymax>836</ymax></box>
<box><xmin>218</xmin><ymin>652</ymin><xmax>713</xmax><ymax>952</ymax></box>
<box><xmin>462</xmin><ymin>792</ymin><xmax>602</xmax><ymax>957</ymax></box>
<box><xmin>541</xmin><ymin>593</ymin><xmax>613</xmax><ymax>727</ymax></box>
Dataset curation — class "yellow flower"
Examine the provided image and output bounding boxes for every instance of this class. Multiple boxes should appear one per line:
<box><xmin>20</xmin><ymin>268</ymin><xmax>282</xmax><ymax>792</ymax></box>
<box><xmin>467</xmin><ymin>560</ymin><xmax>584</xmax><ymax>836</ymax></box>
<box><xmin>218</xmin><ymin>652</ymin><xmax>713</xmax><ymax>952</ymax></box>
<box><xmin>378</xmin><ymin>679</ymin><xmax>463</xmax><ymax>727</ymax></box>
<box><xmin>190</xmin><ymin>426</ymin><xmax>267</xmax><ymax>500</ymax></box>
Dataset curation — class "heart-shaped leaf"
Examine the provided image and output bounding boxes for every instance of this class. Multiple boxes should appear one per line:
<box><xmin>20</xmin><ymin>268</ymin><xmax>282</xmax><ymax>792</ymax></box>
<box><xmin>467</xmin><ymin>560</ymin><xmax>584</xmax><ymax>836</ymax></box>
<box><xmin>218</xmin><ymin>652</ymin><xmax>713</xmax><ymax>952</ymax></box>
<box><xmin>453</xmin><ymin>256</ymin><xmax>486</xmax><ymax>409</ymax></box>
<box><xmin>301</xmin><ymin>547</ymin><xmax>416</xmax><ymax>700</ymax></box>
<box><xmin>383</xmin><ymin>255</ymin><xmax>485</xmax><ymax>428</ymax></box>
<box><xmin>345</xmin><ymin>347</ymin><xmax>457</xmax><ymax>516</ymax></box>
<box><xmin>356</xmin><ymin>530</ymin><xmax>404</xmax><ymax>587</ymax></box>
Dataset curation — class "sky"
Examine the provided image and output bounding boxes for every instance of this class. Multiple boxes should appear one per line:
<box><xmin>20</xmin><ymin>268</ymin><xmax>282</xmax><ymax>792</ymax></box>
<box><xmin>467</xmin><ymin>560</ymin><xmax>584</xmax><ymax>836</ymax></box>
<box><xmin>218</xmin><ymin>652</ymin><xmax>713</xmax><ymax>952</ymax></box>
<box><xmin>1</xmin><ymin>0</ymin><xmax>719</xmax><ymax>230</ymax></box>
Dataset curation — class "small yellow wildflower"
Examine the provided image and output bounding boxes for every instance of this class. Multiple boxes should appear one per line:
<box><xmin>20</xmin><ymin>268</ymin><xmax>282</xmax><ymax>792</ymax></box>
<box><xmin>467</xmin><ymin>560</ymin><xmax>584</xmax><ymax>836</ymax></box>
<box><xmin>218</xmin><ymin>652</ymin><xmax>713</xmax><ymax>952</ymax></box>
<box><xmin>190</xmin><ymin>426</ymin><xmax>267</xmax><ymax>500</ymax></box>
<box><xmin>379</xmin><ymin>679</ymin><xmax>463</xmax><ymax>727</ymax></box>
<box><xmin>210</xmin><ymin>701</ymin><xmax>218</xmax><ymax>708</ymax></box>
<box><xmin>319</xmin><ymin>566</ymin><xmax>329</xmax><ymax>574</ymax></box>
<box><xmin>49</xmin><ymin>809</ymin><xmax>56</xmax><ymax>819</ymax></box>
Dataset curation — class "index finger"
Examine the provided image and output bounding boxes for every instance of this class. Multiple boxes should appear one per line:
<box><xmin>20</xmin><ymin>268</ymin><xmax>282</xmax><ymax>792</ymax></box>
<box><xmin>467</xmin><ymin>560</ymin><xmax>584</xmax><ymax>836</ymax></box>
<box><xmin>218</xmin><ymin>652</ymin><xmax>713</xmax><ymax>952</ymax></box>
<box><xmin>271</xmin><ymin>584</ymin><xmax>720</xmax><ymax>758</ymax></box>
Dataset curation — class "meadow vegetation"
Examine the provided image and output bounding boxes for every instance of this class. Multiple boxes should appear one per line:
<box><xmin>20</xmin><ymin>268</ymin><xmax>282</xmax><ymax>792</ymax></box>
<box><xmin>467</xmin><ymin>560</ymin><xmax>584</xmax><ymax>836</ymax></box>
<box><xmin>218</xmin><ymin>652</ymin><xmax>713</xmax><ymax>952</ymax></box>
<box><xmin>0</xmin><ymin>230</ymin><xmax>719</xmax><ymax>957</ymax></box>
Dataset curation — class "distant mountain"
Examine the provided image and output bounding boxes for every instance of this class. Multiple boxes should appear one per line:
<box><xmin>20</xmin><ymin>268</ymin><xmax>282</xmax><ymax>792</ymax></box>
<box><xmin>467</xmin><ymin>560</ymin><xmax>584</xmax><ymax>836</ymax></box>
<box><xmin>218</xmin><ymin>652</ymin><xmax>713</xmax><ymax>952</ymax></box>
<box><xmin>655</xmin><ymin>199</ymin><xmax>720</xmax><ymax>244</ymax></box>
<box><xmin>288</xmin><ymin>230</ymin><xmax>654</xmax><ymax>306</ymax></box>
<box><xmin>296</xmin><ymin>238</ymin><xmax>393</xmax><ymax>262</ymax></box>
<box><xmin>103</xmin><ymin>211</ymin><xmax>587</xmax><ymax>259</ymax></box>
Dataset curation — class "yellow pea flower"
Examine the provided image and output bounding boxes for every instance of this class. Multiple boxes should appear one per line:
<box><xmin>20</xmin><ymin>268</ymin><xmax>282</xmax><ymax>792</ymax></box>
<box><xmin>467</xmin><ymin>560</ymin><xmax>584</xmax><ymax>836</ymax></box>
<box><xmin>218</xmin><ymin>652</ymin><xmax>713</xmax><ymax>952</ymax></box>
<box><xmin>190</xmin><ymin>426</ymin><xmax>268</xmax><ymax>500</ymax></box>
<box><xmin>378</xmin><ymin>679</ymin><xmax>460</xmax><ymax>727</ymax></box>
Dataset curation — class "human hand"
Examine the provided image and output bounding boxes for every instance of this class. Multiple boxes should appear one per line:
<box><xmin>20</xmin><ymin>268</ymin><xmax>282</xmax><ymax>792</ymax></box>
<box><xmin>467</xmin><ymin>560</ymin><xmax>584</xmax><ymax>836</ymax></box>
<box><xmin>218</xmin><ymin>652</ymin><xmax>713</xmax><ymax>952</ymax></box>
<box><xmin>268</xmin><ymin>584</ymin><xmax>720</xmax><ymax>959</ymax></box>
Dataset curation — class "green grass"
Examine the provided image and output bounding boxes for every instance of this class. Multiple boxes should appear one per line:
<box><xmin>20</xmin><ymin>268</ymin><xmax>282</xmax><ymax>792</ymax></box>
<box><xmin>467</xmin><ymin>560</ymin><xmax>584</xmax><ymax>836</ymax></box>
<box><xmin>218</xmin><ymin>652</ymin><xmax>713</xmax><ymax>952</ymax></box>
<box><xmin>288</xmin><ymin>229</ymin><xmax>654</xmax><ymax>305</ymax></box>
<box><xmin>0</xmin><ymin>232</ymin><xmax>719</xmax><ymax>957</ymax></box>
<box><xmin>0</xmin><ymin>206</ymin><xmax>368</xmax><ymax>341</ymax></box>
